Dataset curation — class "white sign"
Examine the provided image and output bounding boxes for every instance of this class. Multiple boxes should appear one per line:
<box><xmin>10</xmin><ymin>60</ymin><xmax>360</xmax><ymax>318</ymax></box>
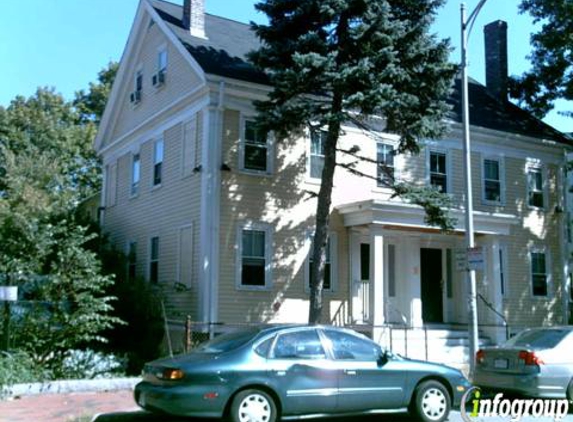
<box><xmin>0</xmin><ymin>286</ymin><xmax>18</xmax><ymax>301</ymax></box>
<box><xmin>455</xmin><ymin>247</ymin><xmax>485</xmax><ymax>272</ymax></box>
<box><xmin>467</xmin><ymin>246</ymin><xmax>485</xmax><ymax>271</ymax></box>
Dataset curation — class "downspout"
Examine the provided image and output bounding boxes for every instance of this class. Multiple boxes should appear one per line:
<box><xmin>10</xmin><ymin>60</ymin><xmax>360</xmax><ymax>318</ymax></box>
<box><xmin>210</xmin><ymin>81</ymin><xmax>224</xmax><ymax>328</ymax></box>
<box><xmin>561</xmin><ymin>149</ymin><xmax>571</xmax><ymax>324</ymax></box>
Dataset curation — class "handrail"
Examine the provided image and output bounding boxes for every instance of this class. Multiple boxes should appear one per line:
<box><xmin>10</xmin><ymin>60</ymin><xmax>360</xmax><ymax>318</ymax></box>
<box><xmin>477</xmin><ymin>293</ymin><xmax>509</xmax><ymax>340</ymax></box>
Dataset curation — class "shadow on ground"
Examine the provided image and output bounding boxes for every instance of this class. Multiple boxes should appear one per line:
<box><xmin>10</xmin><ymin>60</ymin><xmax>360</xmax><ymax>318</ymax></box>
<box><xmin>93</xmin><ymin>411</ymin><xmax>419</xmax><ymax>422</ymax></box>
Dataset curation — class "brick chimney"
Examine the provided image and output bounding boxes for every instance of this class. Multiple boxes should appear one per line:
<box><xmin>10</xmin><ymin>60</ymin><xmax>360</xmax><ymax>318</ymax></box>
<box><xmin>183</xmin><ymin>0</ymin><xmax>206</xmax><ymax>38</ymax></box>
<box><xmin>484</xmin><ymin>20</ymin><xmax>508</xmax><ymax>102</ymax></box>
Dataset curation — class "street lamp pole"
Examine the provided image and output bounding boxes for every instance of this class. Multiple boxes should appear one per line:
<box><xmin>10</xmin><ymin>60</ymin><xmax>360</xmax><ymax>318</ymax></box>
<box><xmin>461</xmin><ymin>0</ymin><xmax>488</xmax><ymax>377</ymax></box>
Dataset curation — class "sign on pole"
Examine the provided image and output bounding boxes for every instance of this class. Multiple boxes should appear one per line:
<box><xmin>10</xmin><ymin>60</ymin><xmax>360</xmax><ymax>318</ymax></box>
<box><xmin>467</xmin><ymin>247</ymin><xmax>484</xmax><ymax>271</ymax></box>
<box><xmin>455</xmin><ymin>247</ymin><xmax>485</xmax><ymax>272</ymax></box>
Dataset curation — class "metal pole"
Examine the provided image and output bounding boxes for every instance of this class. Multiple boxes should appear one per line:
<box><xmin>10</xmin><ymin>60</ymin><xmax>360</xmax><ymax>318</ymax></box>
<box><xmin>461</xmin><ymin>2</ymin><xmax>480</xmax><ymax>378</ymax></box>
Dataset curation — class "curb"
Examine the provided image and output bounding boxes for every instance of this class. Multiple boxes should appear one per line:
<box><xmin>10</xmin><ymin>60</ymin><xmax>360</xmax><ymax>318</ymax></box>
<box><xmin>2</xmin><ymin>377</ymin><xmax>141</xmax><ymax>398</ymax></box>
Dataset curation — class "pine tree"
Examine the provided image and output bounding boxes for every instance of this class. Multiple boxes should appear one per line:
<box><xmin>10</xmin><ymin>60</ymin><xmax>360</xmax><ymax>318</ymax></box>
<box><xmin>249</xmin><ymin>0</ymin><xmax>457</xmax><ymax>323</ymax></box>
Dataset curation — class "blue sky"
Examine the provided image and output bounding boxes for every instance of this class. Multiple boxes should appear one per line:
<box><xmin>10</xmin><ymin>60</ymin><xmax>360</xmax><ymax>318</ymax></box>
<box><xmin>1</xmin><ymin>0</ymin><xmax>570</xmax><ymax>133</ymax></box>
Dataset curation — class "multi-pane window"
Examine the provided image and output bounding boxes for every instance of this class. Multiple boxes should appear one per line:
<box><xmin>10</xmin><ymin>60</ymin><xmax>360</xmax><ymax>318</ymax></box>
<box><xmin>153</xmin><ymin>139</ymin><xmax>164</xmax><ymax>186</ymax></box>
<box><xmin>527</xmin><ymin>167</ymin><xmax>544</xmax><ymax>208</ymax></box>
<box><xmin>430</xmin><ymin>151</ymin><xmax>448</xmax><ymax>193</ymax></box>
<box><xmin>130</xmin><ymin>70</ymin><xmax>143</xmax><ymax>104</ymax></box>
<box><xmin>127</xmin><ymin>241</ymin><xmax>137</xmax><ymax>281</ymax></box>
<box><xmin>131</xmin><ymin>153</ymin><xmax>140</xmax><ymax>196</ymax></box>
<box><xmin>531</xmin><ymin>251</ymin><xmax>548</xmax><ymax>297</ymax></box>
<box><xmin>158</xmin><ymin>49</ymin><xmax>167</xmax><ymax>72</ymax></box>
<box><xmin>377</xmin><ymin>143</ymin><xmax>395</xmax><ymax>186</ymax></box>
<box><xmin>241</xmin><ymin>229</ymin><xmax>267</xmax><ymax>287</ymax></box>
<box><xmin>310</xmin><ymin>130</ymin><xmax>326</xmax><ymax>179</ymax></box>
<box><xmin>243</xmin><ymin>120</ymin><xmax>268</xmax><ymax>172</ymax></box>
<box><xmin>309</xmin><ymin>238</ymin><xmax>332</xmax><ymax>291</ymax></box>
<box><xmin>149</xmin><ymin>237</ymin><xmax>159</xmax><ymax>284</ymax></box>
<box><xmin>483</xmin><ymin>158</ymin><xmax>501</xmax><ymax>202</ymax></box>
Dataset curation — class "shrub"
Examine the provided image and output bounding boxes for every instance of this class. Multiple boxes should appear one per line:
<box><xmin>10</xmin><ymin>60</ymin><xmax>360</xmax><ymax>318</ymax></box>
<box><xmin>0</xmin><ymin>351</ymin><xmax>48</xmax><ymax>396</ymax></box>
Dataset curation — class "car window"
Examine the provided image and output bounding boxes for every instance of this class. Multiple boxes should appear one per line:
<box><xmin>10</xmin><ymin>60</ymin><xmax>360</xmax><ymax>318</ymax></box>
<box><xmin>195</xmin><ymin>329</ymin><xmax>259</xmax><ymax>353</ymax></box>
<box><xmin>254</xmin><ymin>336</ymin><xmax>274</xmax><ymax>357</ymax></box>
<box><xmin>505</xmin><ymin>329</ymin><xmax>571</xmax><ymax>350</ymax></box>
<box><xmin>324</xmin><ymin>330</ymin><xmax>381</xmax><ymax>361</ymax></box>
<box><xmin>273</xmin><ymin>330</ymin><xmax>326</xmax><ymax>359</ymax></box>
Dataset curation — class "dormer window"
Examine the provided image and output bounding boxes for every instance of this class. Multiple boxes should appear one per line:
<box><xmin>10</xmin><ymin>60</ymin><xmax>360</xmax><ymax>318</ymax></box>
<box><xmin>152</xmin><ymin>49</ymin><xmax>167</xmax><ymax>87</ymax></box>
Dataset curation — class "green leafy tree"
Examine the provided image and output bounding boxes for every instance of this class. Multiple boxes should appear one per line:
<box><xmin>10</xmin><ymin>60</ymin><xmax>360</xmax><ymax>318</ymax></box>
<box><xmin>250</xmin><ymin>0</ymin><xmax>456</xmax><ymax>323</ymax></box>
<box><xmin>510</xmin><ymin>0</ymin><xmax>572</xmax><ymax>119</ymax></box>
<box><xmin>74</xmin><ymin>62</ymin><xmax>119</xmax><ymax>124</ymax></box>
<box><xmin>0</xmin><ymin>65</ymin><xmax>121</xmax><ymax>375</ymax></box>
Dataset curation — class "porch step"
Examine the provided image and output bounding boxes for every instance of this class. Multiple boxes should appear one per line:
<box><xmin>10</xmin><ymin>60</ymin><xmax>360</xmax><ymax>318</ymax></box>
<box><xmin>384</xmin><ymin>327</ymin><xmax>492</xmax><ymax>366</ymax></box>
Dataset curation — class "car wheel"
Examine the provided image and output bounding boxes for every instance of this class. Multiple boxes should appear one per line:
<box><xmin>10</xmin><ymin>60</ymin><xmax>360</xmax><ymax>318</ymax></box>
<box><xmin>230</xmin><ymin>389</ymin><xmax>277</xmax><ymax>422</ymax></box>
<box><xmin>410</xmin><ymin>380</ymin><xmax>451</xmax><ymax>422</ymax></box>
<box><xmin>567</xmin><ymin>379</ymin><xmax>573</xmax><ymax>403</ymax></box>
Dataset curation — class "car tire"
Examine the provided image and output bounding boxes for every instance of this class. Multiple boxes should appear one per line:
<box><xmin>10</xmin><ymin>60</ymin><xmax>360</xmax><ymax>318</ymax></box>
<box><xmin>409</xmin><ymin>380</ymin><xmax>451</xmax><ymax>422</ymax></box>
<box><xmin>567</xmin><ymin>379</ymin><xmax>573</xmax><ymax>403</ymax></box>
<box><xmin>230</xmin><ymin>389</ymin><xmax>277</xmax><ymax>422</ymax></box>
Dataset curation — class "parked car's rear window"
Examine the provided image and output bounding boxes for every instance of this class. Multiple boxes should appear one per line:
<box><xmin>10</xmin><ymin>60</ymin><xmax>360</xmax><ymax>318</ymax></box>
<box><xmin>505</xmin><ymin>329</ymin><xmax>571</xmax><ymax>350</ymax></box>
<box><xmin>196</xmin><ymin>329</ymin><xmax>259</xmax><ymax>353</ymax></box>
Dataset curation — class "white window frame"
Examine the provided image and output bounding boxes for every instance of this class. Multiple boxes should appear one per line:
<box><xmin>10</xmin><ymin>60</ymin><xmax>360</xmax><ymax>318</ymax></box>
<box><xmin>130</xmin><ymin>152</ymin><xmax>141</xmax><ymax>197</ymax></box>
<box><xmin>376</xmin><ymin>142</ymin><xmax>395</xmax><ymax>188</ymax></box>
<box><xmin>526</xmin><ymin>160</ymin><xmax>547</xmax><ymax>210</ymax></box>
<box><xmin>529</xmin><ymin>247</ymin><xmax>551</xmax><ymax>298</ymax></box>
<box><xmin>308</xmin><ymin>129</ymin><xmax>327</xmax><ymax>182</ymax></box>
<box><xmin>126</xmin><ymin>240</ymin><xmax>137</xmax><ymax>281</ymax></box>
<box><xmin>105</xmin><ymin>161</ymin><xmax>117</xmax><ymax>207</ymax></box>
<box><xmin>236</xmin><ymin>222</ymin><xmax>273</xmax><ymax>291</ymax></box>
<box><xmin>239</xmin><ymin>116</ymin><xmax>273</xmax><ymax>175</ymax></box>
<box><xmin>158</xmin><ymin>45</ymin><xmax>168</xmax><ymax>73</ymax></box>
<box><xmin>305</xmin><ymin>231</ymin><xmax>338</xmax><ymax>293</ymax></box>
<box><xmin>153</xmin><ymin>138</ymin><xmax>164</xmax><ymax>187</ymax></box>
<box><xmin>481</xmin><ymin>155</ymin><xmax>505</xmax><ymax>205</ymax></box>
<box><xmin>426</xmin><ymin>148</ymin><xmax>451</xmax><ymax>194</ymax></box>
<box><xmin>181</xmin><ymin>116</ymin><xmax>197</xmax><ymax>179</ymax></box>
<box><xmin>131</xmin><ymin>65</ymin><xmax>143</xmax><ymax>106</ymax></box>
<box><xmin>148</xmin><ymin>236</ymin><xmax>160</xmax><ymax>284</ymax></box>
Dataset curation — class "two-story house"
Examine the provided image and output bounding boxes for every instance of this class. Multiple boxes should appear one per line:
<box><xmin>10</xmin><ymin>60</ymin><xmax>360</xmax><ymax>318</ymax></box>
<box><xmin>95</xmin><ymin>0</ymin><xmax>573</xmax><ymax>352</ymax></box>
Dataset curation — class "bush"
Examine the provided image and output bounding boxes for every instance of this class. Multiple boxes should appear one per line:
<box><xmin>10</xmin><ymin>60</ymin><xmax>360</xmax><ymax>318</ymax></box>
<box><xmin>60</xmin><ymin>349</ymin><xmax>126</xmax><ymax>379</ymax></box>
<box><xmin>0</xmin><ymin>351</ymin><xmax>48</xmax><ymax>396</ymax></box>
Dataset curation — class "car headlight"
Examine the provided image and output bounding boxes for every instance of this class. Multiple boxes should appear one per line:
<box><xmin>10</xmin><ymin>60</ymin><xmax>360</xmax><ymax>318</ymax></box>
<box><xmin>156</xmin><ymin>367</ymin><xmax>185</xmax><ymax>380</ymax></box>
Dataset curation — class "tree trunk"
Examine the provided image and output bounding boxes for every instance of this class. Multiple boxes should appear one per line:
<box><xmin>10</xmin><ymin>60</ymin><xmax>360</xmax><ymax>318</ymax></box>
<box><xmin>308</xmin><ymin>96</ymin><xmax>343</xmax><ymax>325</ymax></box>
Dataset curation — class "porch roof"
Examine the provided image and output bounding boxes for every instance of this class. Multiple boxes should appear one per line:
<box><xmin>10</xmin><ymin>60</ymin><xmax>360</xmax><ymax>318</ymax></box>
<box><xmin>336</xmin><ymin>200</ymin><xmax>518</xmax><ymax>236</ymax></box>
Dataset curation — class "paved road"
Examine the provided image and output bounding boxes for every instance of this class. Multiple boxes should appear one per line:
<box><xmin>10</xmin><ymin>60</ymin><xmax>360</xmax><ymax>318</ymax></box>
<box><xmin>94</xmin><ymin>409</ymin><xmax>573</xmax><ymax>422</ymax></box>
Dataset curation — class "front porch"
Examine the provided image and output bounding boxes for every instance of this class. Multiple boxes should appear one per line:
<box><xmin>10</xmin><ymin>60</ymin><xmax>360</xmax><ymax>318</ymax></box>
<box><xmin>337</xmin><ymin>199</ymin><xmax>517</xmax><ymax>345</ymax></box>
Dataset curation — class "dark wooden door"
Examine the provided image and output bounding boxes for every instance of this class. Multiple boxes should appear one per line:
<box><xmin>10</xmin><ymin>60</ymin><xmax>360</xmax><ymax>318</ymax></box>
<box><xmin>421</xmin><ymin>248</ymin><xmax>443</xmax><ymax>323</ymax></box>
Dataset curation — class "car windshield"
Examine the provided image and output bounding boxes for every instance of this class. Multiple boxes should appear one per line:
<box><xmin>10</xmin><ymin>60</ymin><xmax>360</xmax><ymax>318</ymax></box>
<box><xmin>504</xmin><ymin>329</ymin><xmax>570</xmax><ymax>350</ymax></box>
<box><xmin>195</xmin><ymin>329</ymin><xmax>260</xmax><ymax>353</ymax></box>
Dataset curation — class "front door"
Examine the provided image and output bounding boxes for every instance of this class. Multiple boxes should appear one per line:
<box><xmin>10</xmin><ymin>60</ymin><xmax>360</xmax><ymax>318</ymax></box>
<box><xmin>420</xmin><ymin>248</ymin><xmax>443</xmax><ymax>323</ymax></box>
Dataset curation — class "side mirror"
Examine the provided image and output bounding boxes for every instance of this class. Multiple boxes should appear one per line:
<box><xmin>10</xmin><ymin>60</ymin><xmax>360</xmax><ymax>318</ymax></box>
<box><xmin>377</xmin><ymin>350</ymin><xmax>391</xmax><ymax>367</ymax></box>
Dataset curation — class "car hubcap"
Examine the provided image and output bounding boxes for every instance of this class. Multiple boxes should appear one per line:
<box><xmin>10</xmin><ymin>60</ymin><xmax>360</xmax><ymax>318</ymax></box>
<box><xmin>238</xmin><ymin>394</ymin><xmax>271</xmax><ymax>422</ymax></box>
<box><xmin>421</xmin><ymin>388</ymin><xmax>446</xmax><ymax>420</ymax></box>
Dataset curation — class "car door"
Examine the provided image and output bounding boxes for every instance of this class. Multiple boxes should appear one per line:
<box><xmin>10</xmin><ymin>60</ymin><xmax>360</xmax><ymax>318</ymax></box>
<box><xmin>321</xmin><ymin>328</ymin><xmax>406</xmax><ymax>411</ymax></box>
<box><xmin>266</xmin><ymin>327</ymin><xmax>338</xmax><ymax>416</ymax></box>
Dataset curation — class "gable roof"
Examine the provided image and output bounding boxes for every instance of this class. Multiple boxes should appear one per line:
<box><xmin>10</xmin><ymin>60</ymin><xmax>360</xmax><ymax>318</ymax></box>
<box><xmin>150</xmin><ymin>0</ymin><xmax>570</xmax><ymax>146</ymax></box>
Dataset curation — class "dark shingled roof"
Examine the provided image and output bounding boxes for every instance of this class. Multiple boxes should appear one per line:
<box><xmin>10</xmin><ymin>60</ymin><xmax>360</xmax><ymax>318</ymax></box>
<box><xmin>150</xmin><ymin>0</ymin><xmax>571</xmax><ymax>145</ymax></box>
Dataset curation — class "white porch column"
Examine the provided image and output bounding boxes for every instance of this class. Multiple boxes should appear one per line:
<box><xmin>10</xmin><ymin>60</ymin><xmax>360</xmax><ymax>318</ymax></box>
<box><xmin>404</xmin><ymin>237</ymin><xmax>423</xmax><ymax>328</ymax></box>
<box><xmin>370</xmin><ymin>226</ymin><xmax>385</xmax><ymax>327</ymax></box>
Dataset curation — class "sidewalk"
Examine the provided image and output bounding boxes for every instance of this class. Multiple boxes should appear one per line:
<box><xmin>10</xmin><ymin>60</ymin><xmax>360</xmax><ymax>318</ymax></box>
<box><xmin>0</xmin><ymin>390</ymin><xmax>138</xmax><ymax>422</ymax></box>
